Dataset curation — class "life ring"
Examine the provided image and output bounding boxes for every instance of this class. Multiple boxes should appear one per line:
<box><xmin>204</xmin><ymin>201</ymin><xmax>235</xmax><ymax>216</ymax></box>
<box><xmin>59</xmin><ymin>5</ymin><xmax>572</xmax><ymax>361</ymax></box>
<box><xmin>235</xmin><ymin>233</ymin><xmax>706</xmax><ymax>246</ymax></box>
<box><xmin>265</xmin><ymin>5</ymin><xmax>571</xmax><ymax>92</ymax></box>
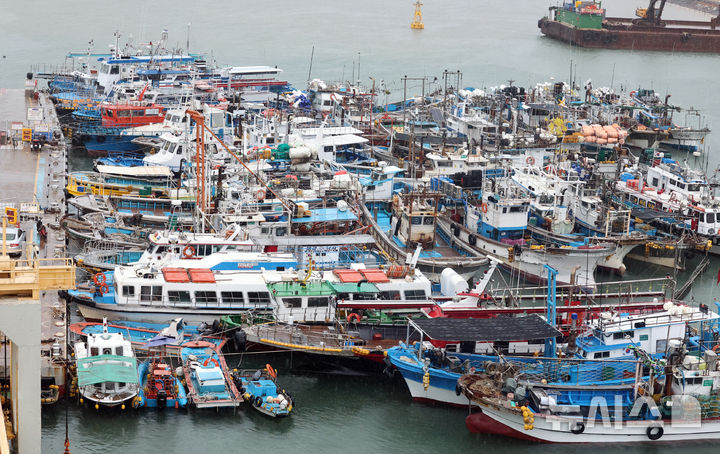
<box><xmin>346</xmin><ymin>313</ymin><xmax>361</xmax><ymax>324</ymax></box>
<box><xmin>570</xmin><ymin>421</ymin><xmax>585</xmax><ymax>434</ymax></box>
<box><xmin>480</xmin><ymin>293</ymin><xmax>492</xmax><ymax>301</ymax></box>
<box><xmin>93</xmin><ymin>272</ymin><xmax>106</xmax><ymax>286</ymax></box>
<box><xmin>481</xmin><ymin>203</ymin><xmax>488</xmax><ymax>214</ymax></box>
<box><xmin>154</xmin><ymin>380</ymin><xmax>164</xmax><ymax>391</ymax></box>
<box><xmin>526</xmin><ymin>156</ymin><xmax>535</xmax><ymax>165</ymax></box>
<box><xmin>266</xmin><ymin>364</ymin><xmax>277</xmax><ymax>380</ymax></box>
<box><xmin>131</xmin><ymin>396</ymin><xmax>142</xmax><ymax>409</ymax></box>
<box><xmin>712</xmin><ymin>343</ymin><xmax>720</xmax><ymax>352</ymax></box>
<box><xmin>646</xmin><ymin>425</ymin><xmax>663</xmax><ymax>440</ymax></box>
<box><xmin>97</xmin><ymin>283</ymin><xmax>109</xmax><ymax>295</ymax></box>
<box><xmin>468</xmin><ymin>234</ymin><xmax>477</xmax><ymax>246</ymax></box>
<box><xmin>254</xmin><ymin>396</ymin><xmax>263</xmax><ymax>407</ymax></box>
<box><xmin>182</xmin><ymin>245</ymin><xmax>196</xmax><ymax>258</ymax></box>
<box><xmin>256</xmin><ymin>189</ymin><xmax>266</xmax><ymax>201</ymax></box>
<box><xmin>202</xmin><ymin>357</ymin><xmax>219</xmax><ymax>368</ymax></box>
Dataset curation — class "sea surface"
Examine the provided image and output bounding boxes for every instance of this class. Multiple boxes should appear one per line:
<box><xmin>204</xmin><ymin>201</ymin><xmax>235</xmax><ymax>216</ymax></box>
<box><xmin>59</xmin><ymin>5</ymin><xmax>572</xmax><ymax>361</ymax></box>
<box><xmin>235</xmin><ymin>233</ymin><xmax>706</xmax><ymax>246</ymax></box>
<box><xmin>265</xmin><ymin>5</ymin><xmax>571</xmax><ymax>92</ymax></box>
<box><xmin>2</xmin><ymin>0</ymin><xmax>720</xmax><ymax>452</ymax></box>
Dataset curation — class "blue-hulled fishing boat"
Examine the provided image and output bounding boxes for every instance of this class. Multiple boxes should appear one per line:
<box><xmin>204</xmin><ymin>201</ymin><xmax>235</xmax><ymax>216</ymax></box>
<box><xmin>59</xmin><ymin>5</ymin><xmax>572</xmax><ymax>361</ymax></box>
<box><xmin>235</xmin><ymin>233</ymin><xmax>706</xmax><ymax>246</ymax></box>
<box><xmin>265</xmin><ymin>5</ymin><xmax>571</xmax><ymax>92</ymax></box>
<box><xmin>134</xmin><ymin>357</ymin><xmax>188</xmax><ymax>409</ymax></box>
<box><xmin>234</xmin><ymin>365</ymin><xmax>293</xmax><ymax>418</ymax></box>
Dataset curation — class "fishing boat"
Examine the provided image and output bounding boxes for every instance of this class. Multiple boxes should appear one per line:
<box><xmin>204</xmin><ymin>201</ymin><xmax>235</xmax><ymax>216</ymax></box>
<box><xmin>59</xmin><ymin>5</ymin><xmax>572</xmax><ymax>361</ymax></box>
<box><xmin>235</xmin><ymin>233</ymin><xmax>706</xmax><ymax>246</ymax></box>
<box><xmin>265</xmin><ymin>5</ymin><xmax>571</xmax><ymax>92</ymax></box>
<box><xmin>70</xmin><ymin>319</ymin><xmax>226</xmax><ymax>353</ymax></box>
<box><xmin>134</xmin><ymin>356</ymin><xmax>188</xmax><ymax>409</ymax></box>
<box><xmin>458</xmin><ymin>343</ymin><xmax>720</xmax><ymax>443</ymax></box>
<box><xmin>437</xmin><ymin>178</ymin><xmax>612</xmax><ymax>288</ymax></box>
<box><xmin>363</xmin><ymin>190</ymin><xmax>488</xmax><ymax>282</ymax></box>
<box><xmin>73</xmin><ymin>320</ymin><xmax>140</xmax><ymax>409</ymax></box>
<box><xmin>181</xmin><ymin>340</ymin><xmax>242</xmax><ymax>408</ymax></box>
<box><xmin>385</xmin><ymin>315</ymin><xmax>562</xmax><ymax>406</ymax></box>
<box><xmin>234</xmin><ymin>365</ymin><xmax>293</xmax><ymax>418</ymax></box>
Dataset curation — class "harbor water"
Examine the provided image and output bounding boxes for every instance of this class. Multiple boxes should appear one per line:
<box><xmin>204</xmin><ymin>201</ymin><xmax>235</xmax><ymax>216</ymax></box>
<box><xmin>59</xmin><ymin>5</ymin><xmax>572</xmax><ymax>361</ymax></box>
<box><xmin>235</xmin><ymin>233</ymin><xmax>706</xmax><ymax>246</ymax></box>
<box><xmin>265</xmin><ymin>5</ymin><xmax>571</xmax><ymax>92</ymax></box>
<box><xmin>1</xmin><ymin>0</ymin><xmax>719</xmax><ymax>451</ymax></box>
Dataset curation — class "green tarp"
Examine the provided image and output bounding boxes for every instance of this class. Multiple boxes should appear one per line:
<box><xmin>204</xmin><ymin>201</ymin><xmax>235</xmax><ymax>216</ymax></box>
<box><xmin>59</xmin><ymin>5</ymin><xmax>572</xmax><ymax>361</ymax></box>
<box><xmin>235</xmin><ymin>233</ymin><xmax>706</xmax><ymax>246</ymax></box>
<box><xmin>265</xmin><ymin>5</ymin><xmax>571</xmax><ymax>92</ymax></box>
<box><xmin>76</xmin><ymin>355</ymin><xmax>139</xmax><ymax>386</ymax></box>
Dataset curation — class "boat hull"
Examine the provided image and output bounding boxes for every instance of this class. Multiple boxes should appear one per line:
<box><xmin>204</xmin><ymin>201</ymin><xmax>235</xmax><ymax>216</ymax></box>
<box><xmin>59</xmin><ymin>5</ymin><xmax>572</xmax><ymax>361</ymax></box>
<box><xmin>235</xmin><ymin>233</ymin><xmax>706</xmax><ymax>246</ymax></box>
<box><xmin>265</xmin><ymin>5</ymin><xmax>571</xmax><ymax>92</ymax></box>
<box><xmin>469</xmin><ymin>403</ymin><xmax>720</xmax><ymax>443</ymax></box>
<box><xmin>538</xmin><ymin>17</ymin><xmax>720</xmax><ymax>53</ymax></box>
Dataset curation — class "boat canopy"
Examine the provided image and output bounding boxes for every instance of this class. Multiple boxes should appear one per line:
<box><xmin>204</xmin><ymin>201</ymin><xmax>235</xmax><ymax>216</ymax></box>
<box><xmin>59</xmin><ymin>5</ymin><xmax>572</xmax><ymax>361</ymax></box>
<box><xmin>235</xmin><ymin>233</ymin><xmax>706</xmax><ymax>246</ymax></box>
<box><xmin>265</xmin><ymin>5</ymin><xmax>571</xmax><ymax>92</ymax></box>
<box><xmin>291</xmin><ymin>208</ymin><xmax>357</xmax><ymax>223</ymax></box>
<box><xmin>77</xmin><ymin>355</ymin><xmax>139</xmax><ymax>386</ymax></box>
<box><xmin>95</xmin><ymin>165</ymin><xmax>173</xmax><ymax>178</ymax></box>
<box><xmin>409</xmin><ymin>314</ymin><xmax>561</xmax><ymax>342</ymax></box>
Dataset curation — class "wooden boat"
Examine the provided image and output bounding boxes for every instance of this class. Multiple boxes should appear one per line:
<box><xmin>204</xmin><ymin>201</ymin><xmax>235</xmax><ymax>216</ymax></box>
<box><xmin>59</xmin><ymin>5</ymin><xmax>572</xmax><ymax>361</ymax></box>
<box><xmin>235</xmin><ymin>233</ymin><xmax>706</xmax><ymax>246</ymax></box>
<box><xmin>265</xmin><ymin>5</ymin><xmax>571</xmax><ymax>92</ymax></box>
<box><xmin>181</xmin><ymin>340</ymin><xmax>242</xmax><ymax>408</ymax></box>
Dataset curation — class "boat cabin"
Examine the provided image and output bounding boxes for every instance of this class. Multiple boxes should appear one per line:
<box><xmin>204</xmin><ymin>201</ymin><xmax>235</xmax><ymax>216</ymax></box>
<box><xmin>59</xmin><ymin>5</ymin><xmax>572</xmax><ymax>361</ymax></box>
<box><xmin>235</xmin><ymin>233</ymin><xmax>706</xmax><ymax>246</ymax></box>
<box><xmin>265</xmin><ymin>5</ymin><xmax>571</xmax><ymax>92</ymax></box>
<box><xmin>101</xmin><ymin>104</ymin><xmax>167</xmax><ymax>128</ymax></box>
<box><xmin>576</xmin><ymin>302</ymin><xmax>719</xmax><ymax>360</ymax></box>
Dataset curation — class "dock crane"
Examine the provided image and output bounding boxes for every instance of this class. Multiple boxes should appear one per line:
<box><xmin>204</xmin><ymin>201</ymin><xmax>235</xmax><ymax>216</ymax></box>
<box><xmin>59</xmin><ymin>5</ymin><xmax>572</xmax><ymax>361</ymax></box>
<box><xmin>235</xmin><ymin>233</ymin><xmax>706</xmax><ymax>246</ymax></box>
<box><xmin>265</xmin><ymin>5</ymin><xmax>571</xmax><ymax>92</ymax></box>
<box><xmin>635</xmin><ymin>0</ymin><xmax>667</xmax><ymax>25</ymax></box>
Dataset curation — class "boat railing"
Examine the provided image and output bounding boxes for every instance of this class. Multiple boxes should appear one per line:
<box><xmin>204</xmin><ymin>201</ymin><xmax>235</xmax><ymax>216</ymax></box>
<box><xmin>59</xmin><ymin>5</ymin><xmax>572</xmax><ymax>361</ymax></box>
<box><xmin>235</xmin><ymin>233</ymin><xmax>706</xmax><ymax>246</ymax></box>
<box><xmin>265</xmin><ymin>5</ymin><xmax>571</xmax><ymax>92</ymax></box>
<box><xmin>487</xmin><ymin>277</ymin><xmax>670</xmax><ymax>303</ymax></box>
<box><xmin>249</xmin><ymin>321</ymin><xmax>361</xmax><ymax>351</ymax></box>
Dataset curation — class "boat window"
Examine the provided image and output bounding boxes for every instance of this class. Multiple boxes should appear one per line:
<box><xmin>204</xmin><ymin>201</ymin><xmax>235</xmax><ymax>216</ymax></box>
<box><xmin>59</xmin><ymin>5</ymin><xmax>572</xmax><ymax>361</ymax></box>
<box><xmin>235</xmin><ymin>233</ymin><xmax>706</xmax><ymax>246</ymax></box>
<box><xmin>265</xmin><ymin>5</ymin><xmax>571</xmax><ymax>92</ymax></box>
<box><xmin>380</xmin><ymin>290</ymin><xmax>401</xmax><ymax>300</ymax></box>
<box><xmin>688</xmin><ymin>184</ymin><xmax>701</xmax><ymax>192</ymax></box>
<box><xmin>110</xmin><ymin>65</ymin><xmax>119</xmax><ymax>75</ymax></box>
<box><xmin>404</xmin><ymin>289</ymin><xmax>426</xmax><ymax>300</ymax></box>
<box><xmin>116</xmin><ymin>110</ymin><xmax>131</xmax><ymax>118</ymax></box>
<box><xmin>612</xmin><ymin>331</ymin><xmax>634</xmax><ymax>340</ymax></box>
<box><xmin>656</xmin><ymin>339</ymin><xmax>667</xmax><ymax>352</ymax></box>
<box><xmin>90</xmin><ymin>347</ymin><xmax>99</xmax><ymax>356</ymax></box>
<box><xmin>275</xmin><ymin>227</ymin><xmax>287</xmax><ymax>237</ymax></box>
<box><xmin>167</xmin><ymin>290</ymin><xmax>191</xmax><ymax>304</ymax></box>
<box><xmin>308</xmin><ymin>297</ymin><xmax>328</xmax><ymax>307</ymax></box>
<box><xmin>422</xmin><ymin>216</ymin><xmax>434</xmax><ymax>225</ymax></box>
<box><xmin>106</xmin><ymin>382</ymin><xmax>115</xmax><ymax>391</ymax></box>
<box><xmin>509</xmin><ymin>206</ymin><xmax>524</xmax><ymax>213</ymax></box>
<box><xmin>122</xmin><ymin>285</ymin><xmax>135</xmax><ymax>297</ymax></box>
<box><xmin>707</xmin><ymin>212</ymin><xmax>716</xmax><ymax>224</ymax></box>
<box><xmin>677</xmin><ymin>182</ymin><xmax>686</xmax><ymax>190</ymax></box>
<box><xmin>248</xmin><ymin>291</ymin><xmax>272</xmax><ymax>305</ymax></box>
<box><xmin>352</xmin><ymin>292</ymin><xmax>377</xmax><ymax>301</ymax></box>
<box><xmin>196</xmin><ymin>244</ymin><xmax>213</xmax><ymax>256</ymax></box>
<box><xmin>103</xmin><ymin>348</ymin><xmax>112</xmax><ymax>355</ymax></box>
<box><xmin>283</xmin><ymin>297</ymin><xmax>301</xmax><ymax>308</ymax></box>
<box><xmin>4</xmin><ymin>233</ymin><xmax>15</xmax><ymax>241</ymax></box>
<box><xmin>140</xmin><ymin>286</ymin><xmax>163</xmax><ymax>303</ymax></box>
<box><xmin>221</xmin><ymin>291</ymin><xmax>245</xmax><ymax>305</ymax></box>
<box><xmin>195</xmin><ymin>291</ymin><xmax>218</xmax><ymax>306</ymax></box>
<box><xmin>115</xmin><ymin>346</ymin><xmax>123</xmax><ymax>355</ymax></box>
<box><xmin>411</xmin><ymin>216</ymin><xmax>422</xmax><ymax>225</ymax></box>
<box><xmin>593</xmin><ymin>351</ymin><xmax>610</xmax><ymax>359</ymax></box>
<box><xmin>652</xmin><ymin>177</ymin><xmax>659</xmax><ymax>187</ymax></box>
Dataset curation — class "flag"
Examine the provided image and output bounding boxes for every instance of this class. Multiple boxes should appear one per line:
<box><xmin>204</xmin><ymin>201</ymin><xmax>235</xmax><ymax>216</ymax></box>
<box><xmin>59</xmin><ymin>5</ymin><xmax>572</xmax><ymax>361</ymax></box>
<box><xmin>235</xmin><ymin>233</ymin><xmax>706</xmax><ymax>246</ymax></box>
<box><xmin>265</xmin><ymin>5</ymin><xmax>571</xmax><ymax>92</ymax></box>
<box><xmin>716</xmin><ymin>268</ymin><xmax>720</xmax><ymax>285</ymax></box>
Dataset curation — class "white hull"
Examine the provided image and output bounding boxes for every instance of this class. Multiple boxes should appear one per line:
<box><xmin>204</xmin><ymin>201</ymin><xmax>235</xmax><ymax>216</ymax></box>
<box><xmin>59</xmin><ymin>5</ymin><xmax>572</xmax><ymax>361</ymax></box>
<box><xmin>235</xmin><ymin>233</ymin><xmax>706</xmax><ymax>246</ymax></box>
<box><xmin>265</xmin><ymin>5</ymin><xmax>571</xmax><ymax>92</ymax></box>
<box><xmin>402</xmin><ymin>374</ymin><xmax>474</xmax><ymax>407</ymax></box>
<box><xmin>437</xmin><ymin>217</ymin><xmax>602</xmax><ymax>288</ymax></box>
<box><xmin>77</xmin><ymin>302</ymin><xmax>241</xmax><ymax>326</ymax></box>
<box><xmin>475</xmin><ymin>403</ymin><xmax>720</xmax><ymax>443</ymax></box>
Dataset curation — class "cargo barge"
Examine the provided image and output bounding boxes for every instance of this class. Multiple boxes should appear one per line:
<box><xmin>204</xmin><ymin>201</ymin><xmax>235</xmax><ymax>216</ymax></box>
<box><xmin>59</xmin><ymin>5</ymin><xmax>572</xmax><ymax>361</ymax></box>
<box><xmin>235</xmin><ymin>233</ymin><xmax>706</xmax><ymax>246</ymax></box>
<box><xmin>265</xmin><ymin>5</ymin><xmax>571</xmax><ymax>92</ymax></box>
<box><xmin>538</xmin><ymin>0</ymin><xmax>720</xmax><ymax>53</ymax></box>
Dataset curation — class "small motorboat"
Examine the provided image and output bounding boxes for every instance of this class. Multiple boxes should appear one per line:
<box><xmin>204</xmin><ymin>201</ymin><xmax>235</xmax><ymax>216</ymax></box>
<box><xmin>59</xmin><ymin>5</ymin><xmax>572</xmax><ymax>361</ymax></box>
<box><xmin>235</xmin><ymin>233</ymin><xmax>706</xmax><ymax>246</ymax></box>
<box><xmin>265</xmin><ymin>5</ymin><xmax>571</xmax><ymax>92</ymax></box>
<box><xmin>181</xmin><ymin>340</ymin><xmax>242</xmax><ymax>408</ymax></box>
<box><xmin>73</xmin><ymin>319</ymin><xmax>139</xmax><ymax>409</ymax></box>
<box><xmin>134</xmin><ymin>356</ymin><xmax>188</xmax><ymax>409</ymax></box>
<box><xmin>234</xmin><ymin>364</ymin><xmax>293</xmax><ymax>418</ymax></box>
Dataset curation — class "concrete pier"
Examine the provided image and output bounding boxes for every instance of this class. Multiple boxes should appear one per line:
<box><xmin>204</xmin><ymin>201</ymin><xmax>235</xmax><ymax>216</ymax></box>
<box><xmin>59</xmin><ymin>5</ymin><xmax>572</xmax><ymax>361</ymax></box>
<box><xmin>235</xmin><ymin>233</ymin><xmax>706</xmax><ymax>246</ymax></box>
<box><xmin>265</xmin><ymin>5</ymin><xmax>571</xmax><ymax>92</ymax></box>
<box><xmin>0</xmin><ymin>86</ymin><xmax>75</xmax><ymax>454</ymax></box>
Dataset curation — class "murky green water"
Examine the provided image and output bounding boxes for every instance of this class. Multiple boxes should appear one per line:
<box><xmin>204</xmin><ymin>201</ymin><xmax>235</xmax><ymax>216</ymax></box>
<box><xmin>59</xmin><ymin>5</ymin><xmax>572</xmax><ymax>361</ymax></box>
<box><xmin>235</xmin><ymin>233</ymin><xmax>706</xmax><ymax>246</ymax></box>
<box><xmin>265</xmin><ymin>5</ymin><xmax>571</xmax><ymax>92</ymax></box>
<box><xmin>4</xmin><ymin>0</ymin><xmax>720</xmax><ymax>451</ymax></box>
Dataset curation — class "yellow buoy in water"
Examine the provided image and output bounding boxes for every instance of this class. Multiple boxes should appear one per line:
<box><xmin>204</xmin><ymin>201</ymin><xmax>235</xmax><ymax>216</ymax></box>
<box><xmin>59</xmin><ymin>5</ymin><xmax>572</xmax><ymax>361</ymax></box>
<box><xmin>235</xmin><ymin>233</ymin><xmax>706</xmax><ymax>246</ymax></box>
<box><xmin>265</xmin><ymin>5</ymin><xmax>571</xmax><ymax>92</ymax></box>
<box><xmin>94</xmin><ymin>404</ymin><xmax>99</xmax><ymax>410</ymax></box>
<box><xmin>411</xmin><ymin>1</ymin><xmax>424</xmax><ymax>29</ymax></box>
<box><xmin>121</xmin><ymin>404</ymin><xmax>126</xmax><ymax>410</ymax></box>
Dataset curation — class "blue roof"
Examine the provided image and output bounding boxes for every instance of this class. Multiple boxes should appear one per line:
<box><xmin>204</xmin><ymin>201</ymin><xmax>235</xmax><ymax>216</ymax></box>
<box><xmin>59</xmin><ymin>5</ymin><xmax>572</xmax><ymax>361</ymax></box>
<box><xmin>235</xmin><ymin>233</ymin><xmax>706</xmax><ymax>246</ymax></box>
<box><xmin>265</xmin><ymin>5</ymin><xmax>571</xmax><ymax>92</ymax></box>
<box><xmin>292</xmin><ymin>207</ymin><xmax>357</xmax><ymax>223</ymax></box>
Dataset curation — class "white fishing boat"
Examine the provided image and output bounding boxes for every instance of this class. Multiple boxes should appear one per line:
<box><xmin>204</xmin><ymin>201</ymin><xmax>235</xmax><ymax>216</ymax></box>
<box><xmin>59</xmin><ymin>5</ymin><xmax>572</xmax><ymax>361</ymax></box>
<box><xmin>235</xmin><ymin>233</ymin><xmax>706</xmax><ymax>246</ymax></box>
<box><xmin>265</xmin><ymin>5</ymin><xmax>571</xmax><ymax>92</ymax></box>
<box><xmin>73</xmin><ymin>319</ymin><xmax>139</xmax><ymax>409</ymax></box>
